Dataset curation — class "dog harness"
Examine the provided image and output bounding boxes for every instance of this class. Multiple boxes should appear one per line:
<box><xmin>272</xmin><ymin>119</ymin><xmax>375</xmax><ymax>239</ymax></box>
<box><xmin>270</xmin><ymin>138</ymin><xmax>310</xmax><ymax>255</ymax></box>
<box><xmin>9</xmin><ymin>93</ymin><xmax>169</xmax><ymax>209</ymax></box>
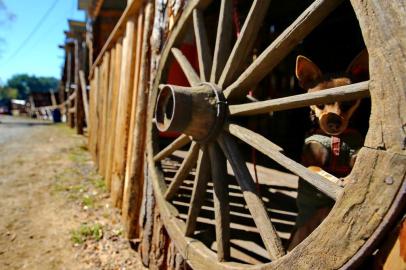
<box><xmin>305</xmin><ymin>129</ymin><xmax>363</xmax><ymax>176</ymax></box>
<box><xmin>295</xmin><ymin>129</ymin><xmax>363</xmax><ymax>227</ymax></box>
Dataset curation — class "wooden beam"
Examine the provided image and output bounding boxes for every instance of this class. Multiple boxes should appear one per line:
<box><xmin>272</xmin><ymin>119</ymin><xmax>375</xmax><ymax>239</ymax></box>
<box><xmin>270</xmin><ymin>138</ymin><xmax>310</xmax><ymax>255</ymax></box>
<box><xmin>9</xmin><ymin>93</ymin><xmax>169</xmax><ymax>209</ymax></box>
<box><xmin>89</xmin><ymin>0</ymin><xmax>144</xmax><ymax>79</ymax></box>
<box><xmin>229</xmin><ymin>81</ymin><xmax>370</xmax><ymax>116</ymax></box>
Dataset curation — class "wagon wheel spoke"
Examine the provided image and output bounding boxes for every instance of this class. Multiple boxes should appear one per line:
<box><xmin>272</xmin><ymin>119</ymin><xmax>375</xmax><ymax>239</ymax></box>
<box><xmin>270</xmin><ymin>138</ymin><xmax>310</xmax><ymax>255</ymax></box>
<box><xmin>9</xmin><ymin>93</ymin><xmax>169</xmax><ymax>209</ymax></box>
<box><xmin>225</xmin><ymin>123</ymin><xmax>342</xmax><ymax>200</ymax></box>
<box><xmin>208</xmin><ymin>143</ymin><xmax>231</xmax><ymax>262</ymax></box>
<box><xmin>154</xmin><ymin>134</ymin><xmax>191</xmax><ymax>161</ymax></box>
<box><xmin>210</xmin><ymin>0</ymin><xmax>233</xmax><ymax>83</ymax></box>
<box><xmin>229</xmin><ymin>81</ymin><xmax>370</xmax><ymax>116</ymax></box>
<box><xmin>165</xmin><ymin>142</ymin><xmax>200</xmax><ymax>201</ymax></box>
<box><xmin>171</xmin><ymin>47</ymin><xmax>201</xmax><ymax>86</ymax></box>
<box><xmin>224</xmin><ymin>0</ymin><xmax>343</xmax><ymax>99</ymax></box>
<box><xmin>217</xmin><ymin>132</ymin><xmax>285</xmax><ymax>261</ymax></box>
<box><xmin>218</xmin><ymin>0</ymin><xmax>272</xmax><ymax>88</ymax></box>
<box><xmin>193</xmin><ymin>9</ymin><xmax>212</xmax><ymax>82</ymax></box>
<box><xmin>185</xmin><ymin>146</ymin><xmax>211</xmax><ymax>237</ymax></box>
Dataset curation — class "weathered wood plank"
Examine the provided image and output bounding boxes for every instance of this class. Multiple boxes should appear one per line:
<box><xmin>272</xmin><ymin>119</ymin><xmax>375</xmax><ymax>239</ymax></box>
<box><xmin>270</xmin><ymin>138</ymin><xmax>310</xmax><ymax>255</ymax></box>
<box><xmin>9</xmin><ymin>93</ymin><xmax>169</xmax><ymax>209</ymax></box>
<box><xmin>96</xmin><ymin>57</ymin><xmax>108</xmax><ymax>170</ymax></box>
<box><xmin>111</xmin><ymin>15</ymin><xmax>138</xmax><ymax>208</ymax></box>
<box><xmin>229</xmin><ymin>81</ymin><xmax>369</xmax><ymax>116</ymax></box>
<box><xmin>98</xmin><ymin>52</ymin><xmax>111</xmax><ymax>176</ymax></box>
<box><xmin>225</xmin><ymin>123</ymin><xmax>342</xmax><ymax>199</ymax></box>
<box><xmin>224</xmin><ymin>0</ymin><xmax>343</xmax><ymax>99</ymax></box>
<box><xmin>217</xmin><ymin>132</ymin><xmax>285</xmax><ymax>260</ymax></box>
<box><xmin>350</xmin><ymin>0</ymin><xmax>406</xmax><ymax>154</ymax></box>
<box><xmin>123</xmin><ymin>9</ymin><xmax>144</xmax><ymax>195</ymax></box>
<box><xmin>105</xmin><ymin>41</ymin><xmax>123</xmax><ymax>190</ymax></box>
<box><xmin>79</xmin><ymin>70</ymin><xmax>89</xmax><ymax>125</ymax></box>
<box><xmin>102</xmin><ymin>48</ymin><xmax>116</xmax><ymax>181</ymax></box>
<box><xmin>88</xmin><ymin>67</ymin><xmax>99</xmax><ymax>159</ymax></box>
<box><xmin>122</xmin><ymin>3</ymin><xmax>154</xmax><ymax>239</ymax></box>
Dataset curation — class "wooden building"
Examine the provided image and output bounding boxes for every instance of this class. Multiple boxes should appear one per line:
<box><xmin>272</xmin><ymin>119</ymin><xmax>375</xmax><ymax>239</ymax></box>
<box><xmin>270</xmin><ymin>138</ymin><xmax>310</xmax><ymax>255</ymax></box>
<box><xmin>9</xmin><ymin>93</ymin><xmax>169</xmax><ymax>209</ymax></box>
<box><xmin>59</xmin><ymin>20</ymin><xmax>87</xmax><ymax>133</ymax></box>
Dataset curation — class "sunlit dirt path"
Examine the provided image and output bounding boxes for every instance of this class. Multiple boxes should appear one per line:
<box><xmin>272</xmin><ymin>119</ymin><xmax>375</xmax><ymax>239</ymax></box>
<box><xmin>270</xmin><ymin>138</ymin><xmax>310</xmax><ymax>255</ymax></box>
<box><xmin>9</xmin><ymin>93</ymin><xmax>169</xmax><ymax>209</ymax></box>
<box><xmin>0</xmin><ymin>115</ymin><xmax>145</xmax><ymax>270</ymax></box>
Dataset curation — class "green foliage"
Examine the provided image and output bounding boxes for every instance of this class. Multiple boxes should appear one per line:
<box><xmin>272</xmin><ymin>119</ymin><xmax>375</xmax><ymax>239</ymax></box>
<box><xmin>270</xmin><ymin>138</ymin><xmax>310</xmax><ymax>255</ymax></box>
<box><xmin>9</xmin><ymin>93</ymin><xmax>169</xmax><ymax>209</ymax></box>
<box><xmin>71</xmin><ymin>223</ymin><xmax>103</xmax><ymax>244</ymax></box>
<box><xmin>5</xmin><ymin>74</ymin><xmax>58</xmax><ymax>100</ymax></box>
<box><xmin>90</xmin><ymin>176</ymin><xmax>107</xmax><ymax>192</ymax></box>
<box><xmin>82</xmin><ymin>195</ymin><xmax>95</xmax><ymax>208</ymax></box>
<box><xmin>0</xmin><ymin>86</ymin><xmax>17</xmax><ymax>100</ymax></box>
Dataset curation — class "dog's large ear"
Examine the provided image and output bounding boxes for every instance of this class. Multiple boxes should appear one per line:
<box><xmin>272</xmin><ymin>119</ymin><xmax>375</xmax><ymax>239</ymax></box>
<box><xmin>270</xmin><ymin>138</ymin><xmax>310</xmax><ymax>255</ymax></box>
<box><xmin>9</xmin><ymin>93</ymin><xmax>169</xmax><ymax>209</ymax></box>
<box><xmin>346</xmin><ymin>49</ymin><xmax>369</xmax><ymax>81</ymax></box>
<box><xmin>296</xmin><ymin>55</ymin><xmax>322</xmax><ymax>90</ymax></box>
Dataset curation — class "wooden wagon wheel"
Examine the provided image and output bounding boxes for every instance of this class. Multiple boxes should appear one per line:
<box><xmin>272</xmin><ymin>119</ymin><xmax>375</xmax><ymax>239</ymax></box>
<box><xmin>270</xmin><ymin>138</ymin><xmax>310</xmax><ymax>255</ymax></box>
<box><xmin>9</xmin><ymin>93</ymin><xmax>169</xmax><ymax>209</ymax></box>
<box><xmin>146</xmin><ymin>0</ymin><xmax>406</xmax><ymax>269</ymax></box>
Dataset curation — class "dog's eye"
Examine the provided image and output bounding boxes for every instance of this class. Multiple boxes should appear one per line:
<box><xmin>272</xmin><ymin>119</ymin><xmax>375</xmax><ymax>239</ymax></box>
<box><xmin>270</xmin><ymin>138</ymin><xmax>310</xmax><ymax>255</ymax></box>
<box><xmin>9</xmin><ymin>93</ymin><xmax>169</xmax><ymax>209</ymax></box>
<box><xmin>316</xmin><ymin>104</ymin><xmax>325</xmax><ymax>110</ymax></box>
<box><xmin>340</xmin><ymin>100</ymin><xmax>357</xmax><ymax>112</ymax></box>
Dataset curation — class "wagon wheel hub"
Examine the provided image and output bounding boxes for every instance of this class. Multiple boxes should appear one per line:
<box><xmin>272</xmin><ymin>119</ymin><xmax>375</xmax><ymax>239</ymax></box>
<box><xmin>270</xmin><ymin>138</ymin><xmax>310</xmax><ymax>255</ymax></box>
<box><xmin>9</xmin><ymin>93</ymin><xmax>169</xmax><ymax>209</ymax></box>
<box><xmin>155</xmin><ymin>83</ymin><xmax>226</xmax><ymax>142</ymax></box>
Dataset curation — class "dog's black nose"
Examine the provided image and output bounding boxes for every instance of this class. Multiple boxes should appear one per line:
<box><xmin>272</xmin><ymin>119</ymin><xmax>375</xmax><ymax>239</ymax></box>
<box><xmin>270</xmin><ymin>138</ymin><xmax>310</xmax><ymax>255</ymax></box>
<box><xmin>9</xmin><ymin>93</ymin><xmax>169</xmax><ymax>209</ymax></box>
<box><xmin>326</xmin><ymin>113</ymin><xmax>343</xmax><ymax>132</ymax></box>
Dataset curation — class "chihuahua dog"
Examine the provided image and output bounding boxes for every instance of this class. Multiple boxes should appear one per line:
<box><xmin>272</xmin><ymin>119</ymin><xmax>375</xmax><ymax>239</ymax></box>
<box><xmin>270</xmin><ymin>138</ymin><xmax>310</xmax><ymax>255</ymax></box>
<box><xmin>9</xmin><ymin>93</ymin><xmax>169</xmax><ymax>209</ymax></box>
<box><xmin>288</xmin><ymin>50</ymin><xmax>369</xmax><ymax>250</ymax></box>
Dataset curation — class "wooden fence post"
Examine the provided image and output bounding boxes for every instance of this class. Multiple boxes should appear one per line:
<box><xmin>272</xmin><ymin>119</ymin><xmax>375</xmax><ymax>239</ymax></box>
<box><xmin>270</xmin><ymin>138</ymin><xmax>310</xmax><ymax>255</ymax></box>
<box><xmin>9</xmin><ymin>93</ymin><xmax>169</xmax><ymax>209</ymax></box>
<box><xmin>111</xmin><ymin>14</ymin><xmax>138</xmax><ymax>208</ymax></box>
<box><xmin>96</xmin><ymin>53</ymin><xmax>111</xmax><ymax>171</ymax></box>
<box><xmin>122</xmin><ymin>2</ymin><xmax>153</xmax><ymax>239</ymax></box>
<box><xmin>105</xmin><ymin>40</ymin><xmax>124</xmax><ymax>190</ymax></box>
<box><xmin>79</xmin><ymin>70</ymin><xmax>89</xmax><ymax>126</ymax></box>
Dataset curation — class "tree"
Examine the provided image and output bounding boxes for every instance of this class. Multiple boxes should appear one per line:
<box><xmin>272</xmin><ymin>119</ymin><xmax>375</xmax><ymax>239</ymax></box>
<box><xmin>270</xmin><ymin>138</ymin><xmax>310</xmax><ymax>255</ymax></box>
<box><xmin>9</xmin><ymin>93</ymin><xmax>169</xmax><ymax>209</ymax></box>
<box><xmin>6</xmin><ymin>74</ymin><xmax>58</xmax><ymax>100</ymax></box>
<box><xmin>0</xmin><ymin>86</ymin><xmax>17</xmax><ymax>100</ymax></box>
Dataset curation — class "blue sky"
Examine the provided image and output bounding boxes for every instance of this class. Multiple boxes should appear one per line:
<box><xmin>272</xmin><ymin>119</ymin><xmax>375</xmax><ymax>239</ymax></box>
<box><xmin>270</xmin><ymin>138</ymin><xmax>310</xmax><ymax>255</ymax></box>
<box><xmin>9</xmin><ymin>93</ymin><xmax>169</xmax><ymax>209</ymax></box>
<box><xmin>0</xmin><ymin>0</ymin><xmax>85</xmax><ymax>84</ymax></box>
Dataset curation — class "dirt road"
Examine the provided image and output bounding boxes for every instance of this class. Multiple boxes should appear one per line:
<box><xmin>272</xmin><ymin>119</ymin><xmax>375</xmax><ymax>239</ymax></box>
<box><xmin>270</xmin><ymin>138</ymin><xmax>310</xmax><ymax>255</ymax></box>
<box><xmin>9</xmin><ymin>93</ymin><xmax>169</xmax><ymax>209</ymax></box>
<box><xmin>0</xmin><ymin>116</ymin><xmax>145</xmax><ymax>270</ymax></box>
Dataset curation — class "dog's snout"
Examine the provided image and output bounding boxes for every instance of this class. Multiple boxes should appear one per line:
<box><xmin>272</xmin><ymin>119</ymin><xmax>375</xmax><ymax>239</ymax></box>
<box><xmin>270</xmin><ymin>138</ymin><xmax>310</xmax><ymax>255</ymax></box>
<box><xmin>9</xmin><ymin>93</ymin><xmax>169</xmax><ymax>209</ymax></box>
<box><xmin>326</xmin><ymin>113</ymin><xmax>343</xmax><ymax>132</ymax></box>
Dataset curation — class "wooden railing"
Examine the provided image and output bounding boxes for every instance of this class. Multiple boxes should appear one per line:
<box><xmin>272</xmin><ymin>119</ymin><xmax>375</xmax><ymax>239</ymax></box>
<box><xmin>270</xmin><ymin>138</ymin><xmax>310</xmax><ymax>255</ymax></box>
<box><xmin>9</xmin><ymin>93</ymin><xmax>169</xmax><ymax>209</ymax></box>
<box><xmin>87</xmin><ymin>0</ymin><xmax>153</xmax><ymax>239</ymax></box>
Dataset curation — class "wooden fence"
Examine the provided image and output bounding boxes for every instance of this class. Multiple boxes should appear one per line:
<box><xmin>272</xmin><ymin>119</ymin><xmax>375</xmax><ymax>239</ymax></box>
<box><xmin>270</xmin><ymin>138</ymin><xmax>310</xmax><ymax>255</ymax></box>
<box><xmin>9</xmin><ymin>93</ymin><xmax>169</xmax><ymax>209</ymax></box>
<box><xmin>87</xmin><ymin>0</ymin><xmax>153</xmax><ymax>240</ymax></box>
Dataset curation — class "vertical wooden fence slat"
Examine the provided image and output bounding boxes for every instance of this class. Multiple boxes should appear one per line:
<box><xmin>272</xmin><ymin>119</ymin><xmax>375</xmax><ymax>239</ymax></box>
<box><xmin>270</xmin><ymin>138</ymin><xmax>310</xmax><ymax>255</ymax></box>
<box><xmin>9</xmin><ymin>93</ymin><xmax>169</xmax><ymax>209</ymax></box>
<box><xmin>122</xmin><ymin>4</ymin><xmax>144</xmax><ymax>238</ymax></box>
<box><xmin>79</xmin><ymin>70</ymin><xmax>89</xmax><ymax>126</ymax></box>
<box><xmin>122</xmin><ymin>2</ymin><xmax>153</xmax><ymax>239</ymax></box>
<box><xmin>124</xmin><ymin>7</ymin><xmax>144</xmax><ymax>205</ymax></box>
<box><xmin>105</xmin><ymin>40</ymin><xmax>124</xmax><ymax>190</ymax></box>
<box><xmin>95</xmin><ymin>61</ymin><xmax>103</xmax><ymax>168</ymax></box>
<box><xmin>111</xmin><ymin>14</ymin><xmax>138</xmax><ymax>208</ymax></box>
<box><xmin>92</xmin><ymin>66</ymin><xmax>101</xmax><ymax>162</ymax></box>
<box><xmin>103</xmin><ymin>47</ymin><xmax>117</xmax><ymax>181</ymax></box>
<box><xmin>95</xmin><ymin>63</ymin><xmax>104</xmax><ymax>168</ymax></box>
<box><xmin>99</xmin><ymin>52</ymin><xmax>112</xmax><ymax>176</ymax></box>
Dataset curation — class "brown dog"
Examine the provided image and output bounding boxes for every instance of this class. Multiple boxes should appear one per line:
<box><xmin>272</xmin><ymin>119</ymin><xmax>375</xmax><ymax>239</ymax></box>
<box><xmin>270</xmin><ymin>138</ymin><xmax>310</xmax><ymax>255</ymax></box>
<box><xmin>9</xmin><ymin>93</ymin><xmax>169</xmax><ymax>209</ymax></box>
<box><xmin>289</xmin><ymin>50</ymin><xmax>369</xmax><ymax>250</ymax></box>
